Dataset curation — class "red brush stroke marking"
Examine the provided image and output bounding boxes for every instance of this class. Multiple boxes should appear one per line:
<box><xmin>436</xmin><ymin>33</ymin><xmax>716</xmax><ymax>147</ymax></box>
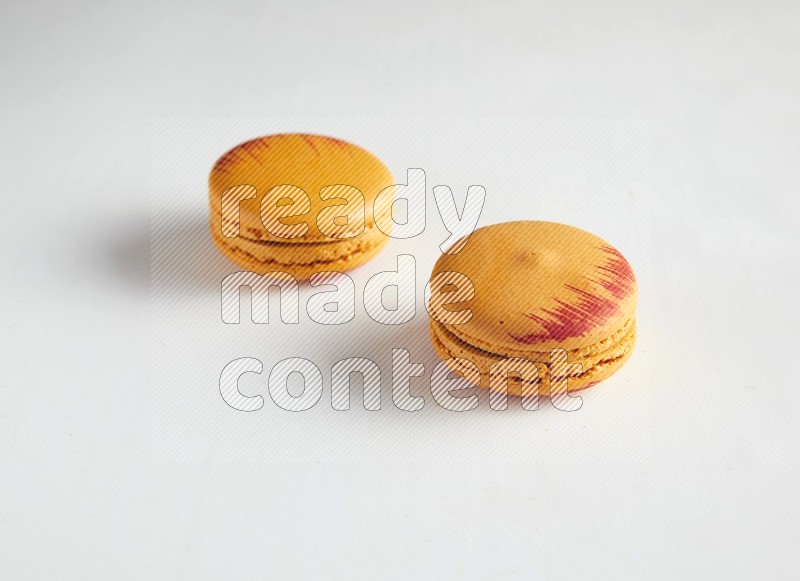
<box><xmin>591</xmin><ymin>245</ymin><xmax>636</xmax><ymax>300</ymax></box>
<box><xmin>242</xmin><ymin>138</ymin><xmax>269</xmax><ymax>152</ymax></box>
<box><xmin>322</xmin><ymin>136</ymin><xmax>354</xmax><ymax>158</ymax></box>
<box><xmin>238</xmin><ymin>141</ymin><xmax>264</xmax><ymax>165</ymax></box>
<box><xmin>213</xmin><ymin>150</ymin><xmax>238</xmax><ymax>173</ymax></box>
<box><xmin>213</xmin><ymin>138</ymin><xmax>269</xmax><ymax>172</ymax></box>
<box><xmin>301</xmin><ymin>135</ymin><xmax>321</xmax><ymax>156</ymax></box>
<box><xmin>322</xmin><ymin>136</ymin><xmax>347</xmax><ymax>147</ymax></box>
<box><xmin>510</xmin><ymin>245</ymin><xmax>635</xmax><ymax>344</ymax></box>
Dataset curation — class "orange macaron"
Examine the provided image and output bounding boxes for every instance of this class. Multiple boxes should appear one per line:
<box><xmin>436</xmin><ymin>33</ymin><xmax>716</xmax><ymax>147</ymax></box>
<box><xmin>209</xmin><ymin>133</ymin><xmax>394</xmax><ymax>280</ymax></box>
<box><xmin>428</xmin><ymin>221</ymin><xmax>637</xmax><ymax>396</ymax></box>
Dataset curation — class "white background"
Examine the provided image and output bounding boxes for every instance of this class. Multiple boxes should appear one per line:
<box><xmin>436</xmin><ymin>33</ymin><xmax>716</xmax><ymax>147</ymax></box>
<box><xmin>1</xmin><ymin>1</ymin><xmax>799</xmax><ymax>579</ymax></box>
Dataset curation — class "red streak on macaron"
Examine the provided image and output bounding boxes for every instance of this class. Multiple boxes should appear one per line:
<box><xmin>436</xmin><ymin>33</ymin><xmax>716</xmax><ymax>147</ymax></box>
<box><xmin>592</xmin><ymin>245</ymin><xmax>636</xmax><ymax>300</ymax></box>
<box><xmin>213</xmin><ymin>150</ymin><xmax>238</xmax><ymax>173</ymax></box>
<box><xmin>322</xmin><ymin>136</ymin><xmax>347</xmax><ymax>147</ymax></box>
<box><xmin>301</xmin><ymin>135</ymin><xmax>321</xmax><ymax>156</ymax></box>
<box><xmin>214</xmin><ymin>138</ymin><xmax>267</xmax><ymax>172</ymax></box>
<box><xmin>510</xmin><ymin>245</ymin><xmax>635</xmax><ymax>344</ymax></box>
<box><xmin>322</xmin><ymin>136</ymin><xmax>354</xmax><ymax>156</ymax></box>
<box><xmin>238</xmin><ymin>141</ymin><xmax>264</xmax><ymax>165</ymax></box>
<box><xmin>514</xmin><ymin>286</ymin><xmax>620</xmax><ymax>342</ymax></box>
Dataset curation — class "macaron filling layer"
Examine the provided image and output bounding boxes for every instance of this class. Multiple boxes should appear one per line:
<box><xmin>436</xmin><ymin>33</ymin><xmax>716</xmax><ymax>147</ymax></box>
<box><xmin>430</xmin><ymin>317</ymin><xmax>636</xmax><ymax>388</ymax></box>
<box><xmin>211</xmin><ymin>225</ymin><xmax>387</xmax><ymax>270</ymax></box>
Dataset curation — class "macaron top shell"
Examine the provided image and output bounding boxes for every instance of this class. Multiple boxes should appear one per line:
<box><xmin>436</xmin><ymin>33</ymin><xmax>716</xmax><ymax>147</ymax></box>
<box><xmin>209</xmin><ymin>133</ymin><xmax>394</xmax><ymax>244</ymax></box>
<box><xmin>431</xmin><ymin>221</ymin><xmax>637</xmax><ymax>353</ymax></box>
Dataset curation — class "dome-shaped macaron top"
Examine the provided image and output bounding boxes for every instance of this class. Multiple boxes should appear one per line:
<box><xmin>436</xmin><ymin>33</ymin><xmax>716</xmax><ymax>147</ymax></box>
<box><xmin>209</xmin><ymin>134</ymin><xmax>394</xmax><ymax>244</ymax></box>
<box><xmin>431</xmin><ymin>221</ymin><xmax>638</xmax><ymax>353</ymax></box>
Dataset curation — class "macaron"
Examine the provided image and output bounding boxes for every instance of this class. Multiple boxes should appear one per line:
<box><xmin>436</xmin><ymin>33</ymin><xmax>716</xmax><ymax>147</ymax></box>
<box><xmin>428</xmin><ymin>221</ymin><xmax>637</xmax><ymax>396</ymax></box>
<box><xmin>209</xmin><ymin>133</ymin><xmax>394</xmax><ymax>280</ymax></box>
